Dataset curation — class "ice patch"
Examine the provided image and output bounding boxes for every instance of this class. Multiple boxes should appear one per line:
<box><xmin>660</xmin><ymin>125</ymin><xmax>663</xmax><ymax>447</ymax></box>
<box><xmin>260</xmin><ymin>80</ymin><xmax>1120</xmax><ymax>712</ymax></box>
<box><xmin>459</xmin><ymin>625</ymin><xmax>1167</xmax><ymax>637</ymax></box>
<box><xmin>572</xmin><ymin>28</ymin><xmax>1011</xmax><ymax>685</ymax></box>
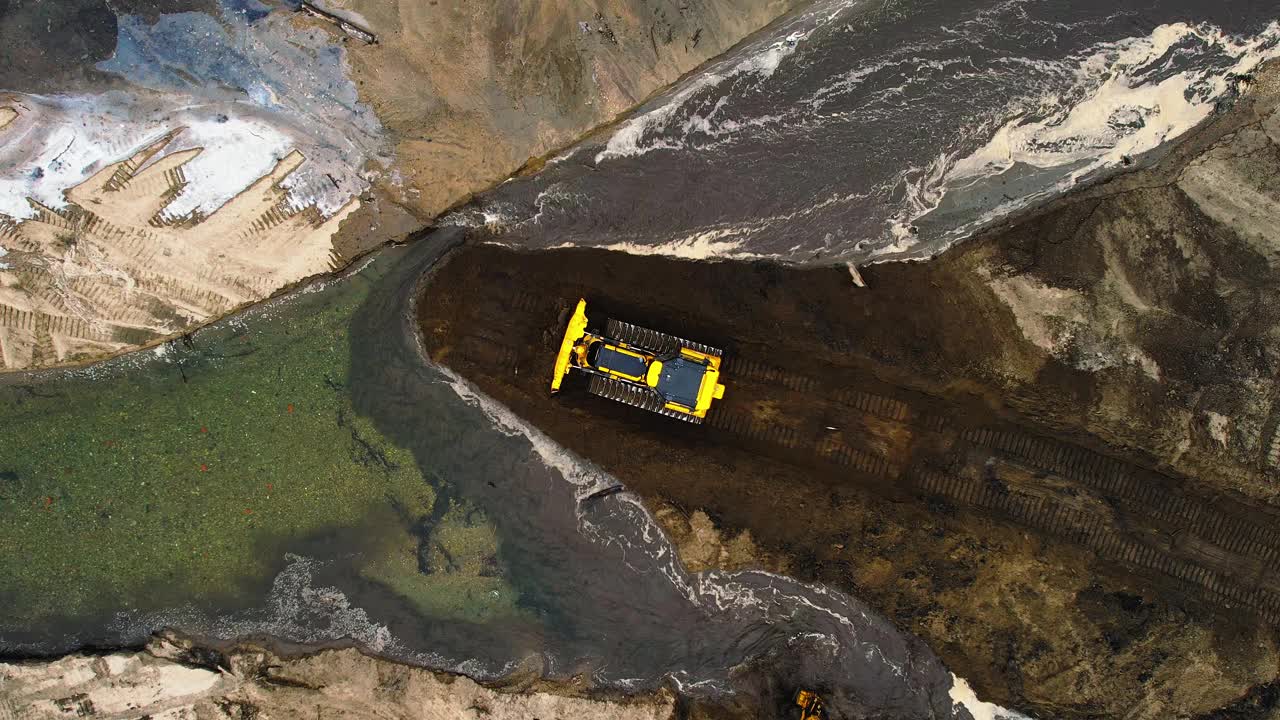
<box><xmin>885</xmin><ymin>20</ymin><xmax>1280</xmax><ymax>256</ymax></box>
<box><xmin>0</xmin><ymin>244</ymin><xmax>9</xmax><ymax>270</ymax></box>
<box><xmin>949</xmin><ymin>675</ymin><xmax>1034</xmax><ymax>720</ymax></box>
<box><xmin>159</xmin><ymin>117</ymin><xmax>294</xmax><ymax>220</ymax></box>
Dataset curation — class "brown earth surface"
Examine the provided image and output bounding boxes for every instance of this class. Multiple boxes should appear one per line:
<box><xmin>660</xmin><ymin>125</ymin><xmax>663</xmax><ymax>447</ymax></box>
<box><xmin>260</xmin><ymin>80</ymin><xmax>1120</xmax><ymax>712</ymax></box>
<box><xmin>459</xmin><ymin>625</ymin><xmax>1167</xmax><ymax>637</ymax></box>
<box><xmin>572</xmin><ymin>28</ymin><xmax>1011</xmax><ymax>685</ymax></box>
<box><xmin>415</xmin><ymin>70</ymin><xmax>1280</xmax><ymax>718</ymax></box>
<box><xmin>324</xmin><ymin>0</ymin><xmax>802</xmax><ymax>230</ymax></box>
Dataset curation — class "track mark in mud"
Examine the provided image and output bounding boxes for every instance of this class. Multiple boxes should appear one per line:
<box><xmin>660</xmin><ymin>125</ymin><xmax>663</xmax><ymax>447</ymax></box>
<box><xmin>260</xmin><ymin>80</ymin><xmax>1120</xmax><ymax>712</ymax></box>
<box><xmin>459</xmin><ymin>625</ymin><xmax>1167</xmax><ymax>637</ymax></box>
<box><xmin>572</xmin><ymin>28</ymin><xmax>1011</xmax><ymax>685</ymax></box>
<box><xmin>418</xmin><ymin>244</ymin><xmax>1280</xmax><ymax>629</ymax></box>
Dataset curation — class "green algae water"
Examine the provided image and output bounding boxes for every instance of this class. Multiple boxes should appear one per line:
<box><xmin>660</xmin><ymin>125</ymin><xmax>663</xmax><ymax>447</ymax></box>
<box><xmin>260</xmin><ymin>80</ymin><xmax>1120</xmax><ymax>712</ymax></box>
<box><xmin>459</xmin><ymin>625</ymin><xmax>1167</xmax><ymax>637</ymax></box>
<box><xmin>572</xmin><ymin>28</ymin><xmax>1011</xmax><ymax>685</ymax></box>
<box><xmin>0</xmin><ymin>249</ymin><xmax>522</xmax><ymax>635</ymax></box>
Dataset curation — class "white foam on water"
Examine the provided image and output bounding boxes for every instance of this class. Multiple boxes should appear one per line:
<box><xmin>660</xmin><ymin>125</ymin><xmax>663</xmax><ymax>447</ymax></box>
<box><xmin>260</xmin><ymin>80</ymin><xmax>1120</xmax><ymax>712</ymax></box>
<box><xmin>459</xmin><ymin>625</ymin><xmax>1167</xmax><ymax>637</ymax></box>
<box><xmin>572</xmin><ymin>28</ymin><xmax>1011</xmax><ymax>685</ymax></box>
<box><xmin>115</xmin><ymin>555</ymin><xmax>405</xmax><ymax>657</ymax></box>
<box><xmin>949</xmin><ymin>675</ymin><xmax>1035</xmax><ymax>720</ymax></box>
<box><xmin>553</xmin><ymin>229</ymin><xmax>762</xmax><ymax>261</ymax></box>
<box><xmin>882</xmin><ymin>20</ymin><xmax>1280</xmax><ymax>258</ymax></box>
<box><xmin>593</xmin><ymin>1</ymin><xmax>853</xmax><ymax>163</ymax></box>
<box><xmin>426</xmin><ymin>373</ymin><xmax>1036</xmax><ymax>713</ymax></box>
<box><xmin>436</xmin><ymin>364</ymin><xmax>618</xmax><ymax>499</ymax></box>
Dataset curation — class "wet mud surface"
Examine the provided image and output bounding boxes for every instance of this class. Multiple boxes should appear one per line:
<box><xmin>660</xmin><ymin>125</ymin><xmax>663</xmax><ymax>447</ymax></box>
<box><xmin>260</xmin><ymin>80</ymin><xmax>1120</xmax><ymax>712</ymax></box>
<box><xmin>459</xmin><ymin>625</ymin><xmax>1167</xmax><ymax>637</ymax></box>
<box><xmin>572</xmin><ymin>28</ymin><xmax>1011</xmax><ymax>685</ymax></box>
<box><xmin>418</xmin><ymin>235</ymin><xmax>1280</xmax><ymax>717</ymax></box>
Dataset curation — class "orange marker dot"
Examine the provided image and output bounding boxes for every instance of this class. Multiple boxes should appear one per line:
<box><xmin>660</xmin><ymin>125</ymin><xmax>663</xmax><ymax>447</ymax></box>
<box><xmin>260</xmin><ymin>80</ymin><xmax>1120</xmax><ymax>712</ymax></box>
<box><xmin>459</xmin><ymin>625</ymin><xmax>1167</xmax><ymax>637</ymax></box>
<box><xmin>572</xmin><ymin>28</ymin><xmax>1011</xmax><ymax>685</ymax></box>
<box><xmin>44</xmin><ymin>496</ymin><xmax>53</xmax><ymax>507</ymax></box>
<box><xmin>243</xmin><ymin>508</ymin><xmax>253</xmax><ymax>515</ymax></box>
<box><xmin>200</xmin><ymin>426</ymin><xmax>208</xmax><ymax>433</ymax></box>
<box><xmin>287</xmin><ymin>403</ymin><xmax>294</xmax><ymax>414</ymax></box>
<box><xmin>200</xmin><ymin>464</ymin><xmax>209</xmax><ymax>472</ymax></box>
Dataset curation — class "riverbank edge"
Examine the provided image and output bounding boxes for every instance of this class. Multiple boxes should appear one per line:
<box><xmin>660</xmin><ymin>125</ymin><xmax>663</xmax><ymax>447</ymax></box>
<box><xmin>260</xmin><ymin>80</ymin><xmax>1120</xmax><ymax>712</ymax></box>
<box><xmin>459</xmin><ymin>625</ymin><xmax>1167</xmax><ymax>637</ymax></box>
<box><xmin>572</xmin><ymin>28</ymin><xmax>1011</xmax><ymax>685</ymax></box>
<box><xmin>0</xmin><ymin>629</ymin><xmax>691</xmax><ymax>719</ymax></box>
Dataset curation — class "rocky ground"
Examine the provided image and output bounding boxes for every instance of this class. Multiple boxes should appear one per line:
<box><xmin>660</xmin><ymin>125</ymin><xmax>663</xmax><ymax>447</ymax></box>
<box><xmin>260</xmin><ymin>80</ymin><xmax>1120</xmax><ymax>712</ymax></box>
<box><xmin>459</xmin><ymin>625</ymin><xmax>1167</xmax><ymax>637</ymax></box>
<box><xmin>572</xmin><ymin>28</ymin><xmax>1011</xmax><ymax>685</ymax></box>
<box><xmin>0</xmin><ymin>0</ymin><xmax>800</xmax><ymax>371</ymax></box>
<box><xmin>415</xmin><ymin>64</ymin><xmax>1280</xmax><ymax>719</ymax></box>
<box><xmin>0</xmin><ymin>632</ymin><xmax>693</xmax><ymax>720</ymax></box>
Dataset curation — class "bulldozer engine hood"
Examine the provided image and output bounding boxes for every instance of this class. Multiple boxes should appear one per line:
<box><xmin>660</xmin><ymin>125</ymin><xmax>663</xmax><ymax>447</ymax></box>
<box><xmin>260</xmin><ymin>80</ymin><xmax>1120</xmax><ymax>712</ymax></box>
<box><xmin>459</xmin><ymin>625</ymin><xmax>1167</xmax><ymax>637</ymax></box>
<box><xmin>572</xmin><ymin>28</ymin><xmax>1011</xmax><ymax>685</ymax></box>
<box><xmin>651</xmin><ymin>356</ymin><xmax>708</xmax><ymax>408</ymax></box>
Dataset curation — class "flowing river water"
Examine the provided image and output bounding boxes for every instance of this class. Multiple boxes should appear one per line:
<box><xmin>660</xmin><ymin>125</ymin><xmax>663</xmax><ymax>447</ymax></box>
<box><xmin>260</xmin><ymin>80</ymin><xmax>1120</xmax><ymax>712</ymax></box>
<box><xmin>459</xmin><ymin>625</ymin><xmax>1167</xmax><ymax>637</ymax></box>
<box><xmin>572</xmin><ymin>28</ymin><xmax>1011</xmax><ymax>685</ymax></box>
<box><xmin>463</xmin><ymin>0</ymin><xmax>1280</xmax><ymax>265</ymax></box>
<box><xmin>4</xmin><ymin>1</ymin><xmax>1280</xmax><ymax>718</ymax></box>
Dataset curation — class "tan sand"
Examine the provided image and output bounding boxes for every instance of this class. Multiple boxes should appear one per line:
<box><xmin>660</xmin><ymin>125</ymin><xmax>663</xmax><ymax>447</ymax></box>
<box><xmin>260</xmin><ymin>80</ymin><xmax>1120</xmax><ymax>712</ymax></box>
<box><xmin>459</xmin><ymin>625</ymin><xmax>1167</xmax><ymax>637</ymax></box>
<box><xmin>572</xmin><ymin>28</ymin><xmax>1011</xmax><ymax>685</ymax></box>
<box><xmin>0</xmin><ymin>133</ymin><xmax>355</xmax><ymax>370</ymax></box>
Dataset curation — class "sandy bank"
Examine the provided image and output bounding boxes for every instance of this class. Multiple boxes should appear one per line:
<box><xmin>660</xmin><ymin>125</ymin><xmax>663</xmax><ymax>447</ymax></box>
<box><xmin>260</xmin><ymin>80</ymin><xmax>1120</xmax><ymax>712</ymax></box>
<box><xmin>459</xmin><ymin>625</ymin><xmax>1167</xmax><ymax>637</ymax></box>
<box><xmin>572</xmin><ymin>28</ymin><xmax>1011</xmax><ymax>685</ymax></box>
<box><xmin>0</xmin><ymin>632</ymin><xmax>680</xmax><ymax>720</ymax></box>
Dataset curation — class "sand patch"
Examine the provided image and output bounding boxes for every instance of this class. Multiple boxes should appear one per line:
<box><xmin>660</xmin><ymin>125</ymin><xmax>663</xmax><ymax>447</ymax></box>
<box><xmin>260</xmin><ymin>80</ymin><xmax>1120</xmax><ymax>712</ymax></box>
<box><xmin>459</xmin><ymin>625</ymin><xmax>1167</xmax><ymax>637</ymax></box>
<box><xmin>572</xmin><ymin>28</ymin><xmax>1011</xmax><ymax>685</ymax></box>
<box><xmin>0</xmin><ymin>132</ymin><xmax>355</xmax><ymax>369</ymax></box>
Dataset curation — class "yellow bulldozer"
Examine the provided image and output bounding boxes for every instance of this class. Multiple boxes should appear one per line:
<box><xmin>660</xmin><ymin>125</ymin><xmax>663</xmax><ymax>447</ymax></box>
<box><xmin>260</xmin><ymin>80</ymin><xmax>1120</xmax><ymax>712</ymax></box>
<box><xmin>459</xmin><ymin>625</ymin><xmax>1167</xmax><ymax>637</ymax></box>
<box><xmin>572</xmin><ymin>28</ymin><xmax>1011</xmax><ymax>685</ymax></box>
<box><xmin>551</xmin><ymin>299</ymin><xmax>726</xmax><ymax>423</ymax></box>
<box><xmin>793</xmin><ymin>689</ymin><xmax>827</xmax><ymax>719</ymax></box>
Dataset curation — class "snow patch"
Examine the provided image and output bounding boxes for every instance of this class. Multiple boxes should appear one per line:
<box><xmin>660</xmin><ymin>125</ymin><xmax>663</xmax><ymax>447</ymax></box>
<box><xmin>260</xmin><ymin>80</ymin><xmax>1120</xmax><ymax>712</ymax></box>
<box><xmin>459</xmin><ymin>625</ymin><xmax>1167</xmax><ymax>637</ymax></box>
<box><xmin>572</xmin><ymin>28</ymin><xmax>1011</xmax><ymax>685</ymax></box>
<box><xmin>1206</xmin><ymin>411</ymin><xmax>1231</xmax><ymax>447</ymax></box>
<box><xmin>159</xmin><ymin>116</ymin><xmax>294</xmax><ymax>220</ymax></box>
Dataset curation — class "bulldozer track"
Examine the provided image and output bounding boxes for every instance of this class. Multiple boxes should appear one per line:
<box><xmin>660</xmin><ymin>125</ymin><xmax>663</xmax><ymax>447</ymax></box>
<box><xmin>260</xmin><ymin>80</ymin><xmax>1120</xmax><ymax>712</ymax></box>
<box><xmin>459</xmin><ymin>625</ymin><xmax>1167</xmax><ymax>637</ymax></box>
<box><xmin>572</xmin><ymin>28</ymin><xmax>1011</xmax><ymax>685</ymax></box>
<box><xmin>721</xmin><ymin>356</ymin><xmax>947</xmax><ymax>430</ymax></box>
<box><xmin>606</xmin><ymin>318</ymin><xmax>723</xmax><ymax>358</ymax></box>
<box><xmin>445</xmin><ymin>308</ymin><xmax>1280</xmax><ymax>626</ymax></box>
<box><xmin>962</xmin><ymin>427</ymin><xmax>1280</xmax><ymax>563</ymax></box>
<box><xmin>711</xmin><ymin>359</ymin><xmax>1280</xmax><ymax>625</ymax></box>
<box><xmin>588</xmin><ymin>375</ymin><xmax>702</xmax><ymax>424</ymax></box>
<box><xmin>914</xmin><ymin>466</ymin><xmax>1280</xmax><ymax>623</ymax></box>
<box><xmin>817</xmin><ymin>435</ymin><xmax>897</xmax><ymax>478</ymax></box>
<box><xmin>723</xmin><ymin>357</ymin><xmax>819</xmax><ymax>393</ymax></box>
<box><xmin>706</xmin><ymin>408</ymin><xmax>806</xmax><ymax>448</ymax></box>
